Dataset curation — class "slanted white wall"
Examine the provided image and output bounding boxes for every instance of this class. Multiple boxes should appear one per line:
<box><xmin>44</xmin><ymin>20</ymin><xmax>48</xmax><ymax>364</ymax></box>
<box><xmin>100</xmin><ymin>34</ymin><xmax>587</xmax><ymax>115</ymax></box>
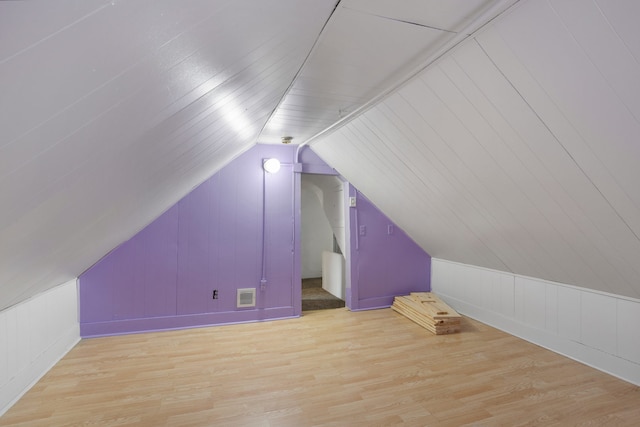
<box><xmin>0</xmin><ymin>279</ymin><xmax>79</xmax><ymax>416</ymax></box>
<box><xmin>312</xmin><ymin>0</ymin><xmax>640</xmax><ymax>301</ymax></box>
<box><xmin>432</xmin><ymin>259</ymin><xmax>640</xmax><ymax>386</ymax></box>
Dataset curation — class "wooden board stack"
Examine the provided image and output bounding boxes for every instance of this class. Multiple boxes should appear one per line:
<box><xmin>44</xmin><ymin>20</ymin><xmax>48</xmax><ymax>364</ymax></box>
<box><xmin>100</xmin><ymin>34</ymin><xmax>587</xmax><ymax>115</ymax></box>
<box><xmin>391</xmin><ymin>292</ymin><xmax>461</xmax><ymax>335</ymax></box>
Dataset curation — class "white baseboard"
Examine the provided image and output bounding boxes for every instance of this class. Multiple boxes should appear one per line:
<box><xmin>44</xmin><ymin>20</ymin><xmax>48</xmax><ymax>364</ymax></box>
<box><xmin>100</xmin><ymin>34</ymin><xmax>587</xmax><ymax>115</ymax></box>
<box><xmin>432</xmin><ymin>259</ymin><xmax>640</xmax><ymax>386</ymax></box>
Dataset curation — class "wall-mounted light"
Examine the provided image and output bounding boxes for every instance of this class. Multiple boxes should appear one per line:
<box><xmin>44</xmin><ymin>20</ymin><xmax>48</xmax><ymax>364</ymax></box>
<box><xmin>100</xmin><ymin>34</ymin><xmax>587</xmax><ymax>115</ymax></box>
<box><xmin>263</xmin><ymin>158</ymin><xmax>281</xmax><ymax>174</ymax></box>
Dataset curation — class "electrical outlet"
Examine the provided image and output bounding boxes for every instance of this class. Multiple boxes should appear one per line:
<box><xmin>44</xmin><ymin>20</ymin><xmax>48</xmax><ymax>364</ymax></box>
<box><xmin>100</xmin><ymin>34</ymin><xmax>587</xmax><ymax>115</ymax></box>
<box><xmin>212</xmin><ymin>289</ymin><xmax>218</xmax><ymax>299</ymax></box>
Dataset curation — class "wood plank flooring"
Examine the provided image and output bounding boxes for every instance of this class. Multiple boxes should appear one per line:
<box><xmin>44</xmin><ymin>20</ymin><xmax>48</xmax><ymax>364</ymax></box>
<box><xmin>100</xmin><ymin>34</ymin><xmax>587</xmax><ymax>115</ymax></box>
<box><xmin>1</xmin><ymin>308</ymin><xmax>639</xmax><ymax>426</ymax></box>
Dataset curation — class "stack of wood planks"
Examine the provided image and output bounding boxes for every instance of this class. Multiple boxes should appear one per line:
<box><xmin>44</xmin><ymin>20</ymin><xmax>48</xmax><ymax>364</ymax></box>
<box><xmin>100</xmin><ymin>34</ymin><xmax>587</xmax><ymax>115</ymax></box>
<box><xmin>392</xmin><ymin>292</ymin><xmax>461</xmax><ymax>335</ymax></box>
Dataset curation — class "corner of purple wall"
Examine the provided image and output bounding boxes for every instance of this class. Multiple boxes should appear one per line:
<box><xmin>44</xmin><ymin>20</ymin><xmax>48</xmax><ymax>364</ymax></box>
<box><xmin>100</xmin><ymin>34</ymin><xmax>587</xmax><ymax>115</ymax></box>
<box><xmin>79</xmin><ymin>144</ymin><xmax>299</xmax><ymax>337</ymax></box>
<box><xmin>346</xmin><ymin>187</ymin><xmax>431</xmax><ymax>311</ymax></box>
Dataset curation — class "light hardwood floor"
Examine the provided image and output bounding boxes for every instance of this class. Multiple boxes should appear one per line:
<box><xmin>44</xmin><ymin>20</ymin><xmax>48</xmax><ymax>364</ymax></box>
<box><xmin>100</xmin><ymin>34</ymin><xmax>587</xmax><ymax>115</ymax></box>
<box><xmin>2</xmin><ymin>308</ymin><xmax>639</xmax><ymax>426</ymax></box>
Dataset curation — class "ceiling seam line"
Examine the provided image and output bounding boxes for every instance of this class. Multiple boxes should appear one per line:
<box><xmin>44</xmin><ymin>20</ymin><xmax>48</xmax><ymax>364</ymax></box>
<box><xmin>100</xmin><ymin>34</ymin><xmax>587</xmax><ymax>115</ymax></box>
<box><xmin>592</xmin><ymin>0</ymin><xmax>640</xmax><ymax>66</ymax></box>
<box><xmin>0</xmin><ymin>3</ymin><xmax>111</xmax><ymax>66</ymax></box>
<box><xmin>448</xmin><ymin>49</ymin><xmax>635</xmax><ymax>292</ymax></box>
<box><xmin>339</xmin><ymin>7</ymin><xmax>456</xmax><ymax>33</ymax></box>
<box><xmin>435</xmin><ymin>59</ymin><xmax>580</xmax><ymax>282</ymax></box>
<box><xmin>473</xmin><ymin>37</ymin><xmax>640</xmax><ymax>244</ymax></box>
<box><xmin>301</xmin><ymin>0</ymin><xmax>523</xmax><ymax>148</ymax></box>
<box><xmin>256</xmin><ymin>0</ymin><xmax>343</xmax><ymax>143</ymax></box>
<box><xmin>546</xmin><ymin>0</ymin><xmax>640</xmax><ymax>219</ymax></box>
<box><xmin>444</xmin><ymin>55</ymin><xmax>614</xmax><ymax>288</ymax></box>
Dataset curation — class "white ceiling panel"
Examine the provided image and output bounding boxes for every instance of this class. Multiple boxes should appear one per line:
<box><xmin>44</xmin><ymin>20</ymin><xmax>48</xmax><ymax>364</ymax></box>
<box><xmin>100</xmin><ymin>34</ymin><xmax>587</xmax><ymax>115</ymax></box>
<box><xmin>0</xmin><ymin>0</ymin><xmax>108</xmax><ymax>62</ymax></box>
<box><xmin>344</xmin><ymin>0</ymin><xmax>492</xmax><ymax>32</ymax></box>
<box><xmin>0</xmin><ymin>0</ymin><xmax>338</xmax><ymax>310</ymax></box>
<box><xmin>258</xmin><ymin>0</ymin><xmax>513</xmax><ymax>145</ymax></box>
<box><xmin>5</xmin><ymin>0</ymin><xmax>640</xmax><ymax>310</ymax></box>
<box><xmin>594</xmin><ymin>0</ymin><xmax>640</xmax><ymax>61</ymax></box>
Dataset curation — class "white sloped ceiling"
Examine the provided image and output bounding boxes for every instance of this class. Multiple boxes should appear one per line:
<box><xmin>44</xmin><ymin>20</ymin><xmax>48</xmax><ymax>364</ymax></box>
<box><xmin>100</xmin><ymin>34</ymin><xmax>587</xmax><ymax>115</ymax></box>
<box><xmin>4</xmin><ymin>0</ymin><xmax>638</xmax><ymax>310</ymax></box>
<box><xmin>311</xmin><ymin>0</ymin><xmax>640</xmax><ymax>299</ymax></box>
<box><xmin>0</xmin><ymin>0</ymin><xmax>338</xmax><ymax>310</ymax></box>
<box><xmin>0</xmin><ymin>0</ymin><xmax>515</xmax><ymax>312</ymax></box>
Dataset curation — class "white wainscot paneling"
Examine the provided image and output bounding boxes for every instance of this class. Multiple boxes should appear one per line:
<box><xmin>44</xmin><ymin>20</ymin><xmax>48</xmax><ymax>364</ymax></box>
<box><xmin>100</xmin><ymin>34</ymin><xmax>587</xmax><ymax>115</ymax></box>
<box><xmin>0</xmin><ymin>279</ymin><xmax>80</xmax><ymax>416</ymax></box>
<box><xmin>515</xmin><ymin>277</ymin><xmax>546</xmax><ymax>327</ymax></box>
<box><xmin>498</xmin><ymin>273</ymin><xmax>515</xmax><ymax>318</ymax></box>
<box><xmin>545</xmin><ymin>282</ymin><xmax>559</xmax><ymax>334</ymax></box>
<box><xmin>617</xmin><ymin>299</ymin><xmax>640</xmax><ymax>364</ymax></box>
<box><xmin>431</xmin><ymin>258</ymin><xmax>640</xmax><ymax>386</ymax></box>
<box><xmin>581</xmin><ymin>291</ymin><xmax>617</xmax><ymax>354</ymax></box>
<box><xmin>0</xmin><ymin>310</ymin><xmax>7</xmax><ymax>387</ymax></box>
<box><xmin>557</xmin><ymin>286</ymin><xmax>581</xmax><ymax>341</ymax></box>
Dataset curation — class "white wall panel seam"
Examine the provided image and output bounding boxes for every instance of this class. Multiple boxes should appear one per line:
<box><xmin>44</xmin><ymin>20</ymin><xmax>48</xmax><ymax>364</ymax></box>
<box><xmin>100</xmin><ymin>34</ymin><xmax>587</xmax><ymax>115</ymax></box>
<box><xmin>427</xmin><ymin>60</ymin><xmax>586</xmax><ymax>282</ymax></box>
<box><xmin>487</xmin><ymin>2</ymin><xmax>640</xmax><ymax>241</ymax></box>
<box><xmin>545</xmin><ymin>0</ymin><xmax>640</xmax><ymax>240</ymax></box>
<box><xmin>439</xmin><ymin>52</ymin><xmax>607</xmax><ymax>287</ymax></box>
<box><xmin>471</xmin><ymin>36</ymin><xmax>602</xmax><ymax>219</ymax></box>
<box><xmin>0</xmin><ymin>3</ymin><xmax>110</xmax><ymax>65</ymax></box>
<box><xmin>593</xmin><ymin>0</ymin><xmax>640</xmax><ymax>64</ymax></box>
<box><xmin>409</xmin><ymin>74</ymin><xmax>562</xmax><ymax>278</ymax></box>
<box><xmin>484</xmin><ymin>15</ymin><xmax>637</xmax><ymax>298</ymax></box>
<box><xmin>566</xmin><ymin>0</ymin><xmax>640</xmax><ymax>120</ymax></box>
<box><xmin>472</xmin><ymin>33</ymin><xmax>638</xmax><ymax>296</ymax></box>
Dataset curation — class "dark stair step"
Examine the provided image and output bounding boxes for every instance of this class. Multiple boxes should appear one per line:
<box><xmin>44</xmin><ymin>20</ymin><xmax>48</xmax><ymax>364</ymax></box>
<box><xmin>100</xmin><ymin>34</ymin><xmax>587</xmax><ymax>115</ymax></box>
<box><xmin>302</xmin><ymin>278</ymin><xmax>345</xmax><ymax>311</ymax></box>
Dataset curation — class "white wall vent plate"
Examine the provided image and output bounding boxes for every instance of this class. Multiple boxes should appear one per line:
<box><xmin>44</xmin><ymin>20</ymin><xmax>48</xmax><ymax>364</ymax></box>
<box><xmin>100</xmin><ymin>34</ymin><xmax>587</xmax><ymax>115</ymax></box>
<box><xmin>237</xmin><ymin>288</ymin><xmax>256</xmax><ymax>308</ymax></box>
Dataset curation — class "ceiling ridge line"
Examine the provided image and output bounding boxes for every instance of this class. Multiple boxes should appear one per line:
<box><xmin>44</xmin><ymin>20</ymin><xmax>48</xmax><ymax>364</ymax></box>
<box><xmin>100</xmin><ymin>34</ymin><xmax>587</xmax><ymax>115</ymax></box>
<box><xmin>256</xmin><ymin>0</ymin><xmax>343</xmax><ymax>146</ymax></box>
<box><xmin>300</xmin><ymin>0</ymin><xmax>522</xmax><ymax>148</ymax></box>
<box><xmin>340</xmin><ymin>6</ymin><xmax>457</xmax><ymax>34</ymax></box>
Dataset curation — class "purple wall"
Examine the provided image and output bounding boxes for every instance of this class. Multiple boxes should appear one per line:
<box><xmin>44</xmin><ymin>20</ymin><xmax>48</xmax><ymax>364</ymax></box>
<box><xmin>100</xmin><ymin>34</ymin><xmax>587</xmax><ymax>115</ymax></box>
<box><xmin>79</xmin><ymin>145</ymin><xmax>431</xmax><ymax>337</ymax></box>
<box><xmin>346</xmin><ymin>185</ymin><xmax>431</xmax><ymax>310</ymax></box>
<box><xmin>80</xmin><ymin>145</ymin><xmax>297</xmax><ymax>337</ymax></box>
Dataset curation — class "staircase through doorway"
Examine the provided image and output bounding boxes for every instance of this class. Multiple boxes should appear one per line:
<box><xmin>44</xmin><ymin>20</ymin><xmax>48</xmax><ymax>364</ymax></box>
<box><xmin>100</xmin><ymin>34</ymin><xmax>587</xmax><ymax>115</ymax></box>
<box><xmin>302</xmin><ymin>278</ymin><xmax>345</xmax><ymax>311</ymax></box>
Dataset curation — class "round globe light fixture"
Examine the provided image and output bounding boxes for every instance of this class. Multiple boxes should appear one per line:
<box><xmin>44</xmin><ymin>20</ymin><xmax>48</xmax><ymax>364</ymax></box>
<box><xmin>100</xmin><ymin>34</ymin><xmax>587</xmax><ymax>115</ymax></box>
<box><xmin>263</xmin><ymin>158</ymin><xmax>281</xmax><ymax>174</ymax></box>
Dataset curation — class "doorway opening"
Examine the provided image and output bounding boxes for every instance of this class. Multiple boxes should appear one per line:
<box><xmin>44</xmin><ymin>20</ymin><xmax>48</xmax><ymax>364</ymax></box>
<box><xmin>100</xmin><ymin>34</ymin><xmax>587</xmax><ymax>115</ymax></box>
<box><xmin>300</xmin><ymin>174</ymin><xmax>346</xmax><ymax>311</ymax></box>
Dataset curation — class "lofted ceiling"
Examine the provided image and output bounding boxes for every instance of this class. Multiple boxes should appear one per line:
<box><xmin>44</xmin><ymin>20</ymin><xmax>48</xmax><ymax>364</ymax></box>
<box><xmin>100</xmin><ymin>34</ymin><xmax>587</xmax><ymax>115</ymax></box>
<box><xmin>0</xmin><ymin>0</ymin><xmax>513</xmax><ymax>311</ymax></box>
<box><xmin>4</xmin><ymin>0</ymin><xmax>638</xmax><ymax>311</ymax></box>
